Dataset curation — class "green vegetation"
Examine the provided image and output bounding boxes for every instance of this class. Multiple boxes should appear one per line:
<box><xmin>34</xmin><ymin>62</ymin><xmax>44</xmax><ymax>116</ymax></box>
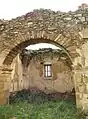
<box><xmin>0</xmin><ymin>90</ymin><xmax>86</xmax><ymax>119</ymax></box>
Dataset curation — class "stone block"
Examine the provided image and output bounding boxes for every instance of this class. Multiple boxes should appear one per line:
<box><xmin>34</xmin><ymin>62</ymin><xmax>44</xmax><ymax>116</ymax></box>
<box><xmin>83</xmin><ymin>102</ymin><xmax>88</xmax><ymax>111</ymax></box>
<box><xmin>76</xmin><ymin>92</ymin><xmax>83</xmax><ymax>100</ymax></box>
<box><xmin>82</xmin><ymin>75</ymin><xmax>88</xmax><ymax>83</ymax></box>
<box><xmin>0</xmin><ymin>92</ymin><xmax>7</xmax><ymax>104</ymax></box>
<box><xmin>83</xmin><ymin>93</ymin><xmax>88</xmax><ymax>100</ymax></box>
<box><xmin>86</xmin><ymin>116</ymin><xmax>88</xmax><ymax>119</ymax></box>
<box><xmin>81</xmin><ymin>17</ymin><xmax>85</xmax><ymax>22</ymax></box>
<box><xmin>86</xmin><ymin>84</ymin><xmax>88</xmax><ymax>92</ymax></box>
<box><xmin>82</xmin><ymin>28</ymin><xmax>88</xmax><ymax>39</ymax></box>
<box><xmin>0</xmin><ymin>82</ymin><xmax>4</xmax><ymax>90</ymax></box>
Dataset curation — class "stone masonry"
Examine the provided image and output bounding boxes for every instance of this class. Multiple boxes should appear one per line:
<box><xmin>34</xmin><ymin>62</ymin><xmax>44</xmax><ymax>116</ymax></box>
<box><xmin>0</xmin><ymin>4</ymin><xmax>88</xmax><ymax>111</ymax></box>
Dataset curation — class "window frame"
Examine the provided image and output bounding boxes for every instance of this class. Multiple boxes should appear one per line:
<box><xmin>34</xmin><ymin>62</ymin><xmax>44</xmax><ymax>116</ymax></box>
<box><xmin>44</xmin><ymin>64</ymin><xmax>52</xmax><ymax>78</ymax></box>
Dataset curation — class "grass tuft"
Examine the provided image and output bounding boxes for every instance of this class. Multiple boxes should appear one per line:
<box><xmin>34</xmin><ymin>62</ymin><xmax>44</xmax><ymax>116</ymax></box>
<box><xmin>0</xmin><ymin>90</ymin><xmax>86</xmax><ymax>119</ymax></box>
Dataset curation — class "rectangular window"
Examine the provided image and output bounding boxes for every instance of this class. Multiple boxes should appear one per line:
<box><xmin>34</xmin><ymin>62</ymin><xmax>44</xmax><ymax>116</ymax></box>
<box><xmin>44</xmin><ymin>64</ymin><xmax>52</xmax><ymax>78</ymax></box>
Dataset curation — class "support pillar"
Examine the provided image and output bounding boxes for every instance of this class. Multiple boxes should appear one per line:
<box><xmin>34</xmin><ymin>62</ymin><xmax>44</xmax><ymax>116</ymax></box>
<box><xmin>73</xmin><ymin>68</ymin><xmax>88</xmax><ymax>111</ymax></box>
<box><xmin>0</xmin><ymin>66</ymin><xmax>12</xmax><ymax>104</ymax></box>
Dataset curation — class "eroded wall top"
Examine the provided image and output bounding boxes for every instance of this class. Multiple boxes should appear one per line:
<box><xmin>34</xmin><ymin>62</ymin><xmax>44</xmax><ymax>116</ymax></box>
<box><xmin>1</xmin><ymin>4</ymin><xmax>88</xmax><ymax>66</ymax></box>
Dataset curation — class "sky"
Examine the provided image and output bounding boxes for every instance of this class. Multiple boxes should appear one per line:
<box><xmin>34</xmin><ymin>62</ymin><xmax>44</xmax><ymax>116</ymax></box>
<box><xmin>0</xmin><ymin>0</ymin><xmax>88</xmax><ymax>20</ymax></box>
<box><xmin>1</xmin><ymin>0</ymin><xmax>88</xmax><ymax>50</ymax></box>
<box><xmin>26</xmin><ymin>43</ymin><xmax>59</xmax><ymax>50</ymax></box>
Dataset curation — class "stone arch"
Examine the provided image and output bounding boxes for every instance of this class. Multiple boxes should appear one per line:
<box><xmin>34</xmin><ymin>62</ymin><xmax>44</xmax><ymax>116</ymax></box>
<box><xmin>0</xmin><ymin>8</ymin><xmax>88</xmax><ymax>110</ymax></box>
<box><xmin>0</xmin><ymin>36</ymin><xmax>77</xmax><ymax>105</ymax></box>
<box><xmin>0</xmin><ymin>9</ymin><xmax>85</xmax><ymax>67</ymax></box>
<box><xmin>3</xmin><ymin>38</ymin><xmax>73</xmax><ymax>66</ymax></box>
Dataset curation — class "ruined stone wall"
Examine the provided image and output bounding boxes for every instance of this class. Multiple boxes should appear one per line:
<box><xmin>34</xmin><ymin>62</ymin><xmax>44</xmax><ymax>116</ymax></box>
<box><xmin>10</xmin><ymin>54</ymin><xmax>23</xmax><ymax>92</ymax></box>
<box><xmin>73</xmin><ymin>40</ymin><xmax>88</xmax><ymax>110</ymax></box>
<box><xmin>1</xmin><ymin>4</ymin><xmax>88</xmax><ymax>67</ymax></box>
<box><xmin>26</xmin><ymin>57</ymin><xmax>73</xmax><ymax>93</ymax></box>
<box><xmin>10</xmin><ymin>52</ymin><xmax>74</xmax><ymax>94</ymax></box>
<box><xmin>1</xmin><ymin>3</ymin><xmax>88</xmax><ymax>109</ymax></box>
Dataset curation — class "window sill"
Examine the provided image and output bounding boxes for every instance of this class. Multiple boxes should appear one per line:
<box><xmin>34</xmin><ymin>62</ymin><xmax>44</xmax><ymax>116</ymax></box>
<box><xmin>44</xmin><ymin>77</ymin><xmax>52</xmax><ymax>80</ymax></box>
